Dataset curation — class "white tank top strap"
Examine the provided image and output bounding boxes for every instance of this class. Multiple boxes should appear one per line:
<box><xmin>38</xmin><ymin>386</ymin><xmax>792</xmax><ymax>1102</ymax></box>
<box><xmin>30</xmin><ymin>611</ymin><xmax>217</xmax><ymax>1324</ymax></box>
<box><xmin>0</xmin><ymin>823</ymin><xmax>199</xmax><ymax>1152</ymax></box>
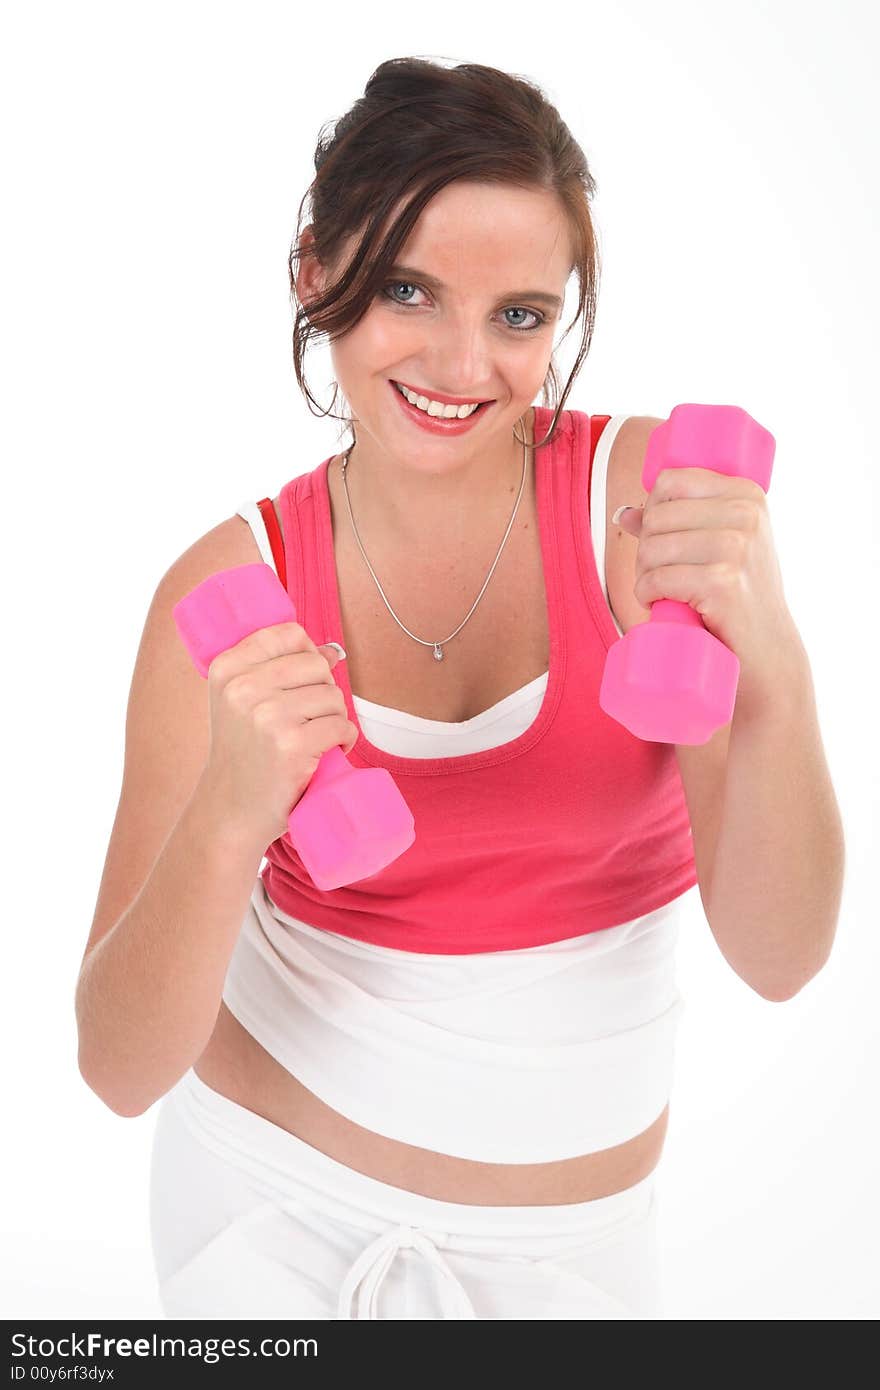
<box><xmin>589</xmin><ymin>415</ymin><xmax>632</xmax><ymax>641</ymax></box>
<box><xmin>235</xmin><ymin>500</ymin><xmax>279</xmax><ymax>578</ymax></box>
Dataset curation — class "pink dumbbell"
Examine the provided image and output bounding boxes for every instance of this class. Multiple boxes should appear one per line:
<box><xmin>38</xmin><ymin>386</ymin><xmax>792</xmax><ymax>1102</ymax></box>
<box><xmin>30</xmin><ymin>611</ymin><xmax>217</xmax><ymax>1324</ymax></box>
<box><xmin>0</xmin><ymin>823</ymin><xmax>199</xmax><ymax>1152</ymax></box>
<box><xmin>173</xmin><ymin>562</ymin><xmax>415</xmax><ymax>890</ymax></box>
<box><xmin>599</xmin><ymin>403</ymin><xmax>775</xmax><ymax>745</ymax></box>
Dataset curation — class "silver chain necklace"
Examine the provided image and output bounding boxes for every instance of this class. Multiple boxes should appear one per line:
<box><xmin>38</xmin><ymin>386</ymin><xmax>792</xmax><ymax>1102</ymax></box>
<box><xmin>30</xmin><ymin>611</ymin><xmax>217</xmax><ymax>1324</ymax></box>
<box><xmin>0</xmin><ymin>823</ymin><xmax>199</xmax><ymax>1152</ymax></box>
<box><xmin>340</xmin><ymin>425</ymin><xmax>529</xmax><ymax>662</ymax></box>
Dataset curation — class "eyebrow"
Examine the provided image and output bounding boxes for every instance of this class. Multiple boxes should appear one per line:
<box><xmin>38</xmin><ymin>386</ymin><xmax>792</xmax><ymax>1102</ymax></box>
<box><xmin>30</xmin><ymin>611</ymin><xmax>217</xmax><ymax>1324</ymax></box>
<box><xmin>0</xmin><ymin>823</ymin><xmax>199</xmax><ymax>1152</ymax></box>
<box><xmin>387</xmin><ymin>264</ymin><xmax>563</xmax><ymax>311</ymax></box>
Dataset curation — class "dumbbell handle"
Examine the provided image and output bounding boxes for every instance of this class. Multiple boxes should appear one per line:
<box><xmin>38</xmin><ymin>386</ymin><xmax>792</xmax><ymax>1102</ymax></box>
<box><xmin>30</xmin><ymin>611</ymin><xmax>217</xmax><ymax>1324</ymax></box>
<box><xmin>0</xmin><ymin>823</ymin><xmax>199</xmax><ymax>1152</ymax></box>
<box><xmin>173</xmin><ymin>563</ymin><xmax>353</xmax><ymax>800</ymax></box>
<box><xmin>641</xmin><ymin>405</ymin><xmax>775</xmax><ymax>633</ymax></box>
<box><xmin>600</xmin><ymin>404</ymin><xmax>776</xmax><ymax>744</ymax></box>
<box><xmin>174</xmin><ymin>563</ymin><xmax>416</xmax><ymax>889</ymax></box>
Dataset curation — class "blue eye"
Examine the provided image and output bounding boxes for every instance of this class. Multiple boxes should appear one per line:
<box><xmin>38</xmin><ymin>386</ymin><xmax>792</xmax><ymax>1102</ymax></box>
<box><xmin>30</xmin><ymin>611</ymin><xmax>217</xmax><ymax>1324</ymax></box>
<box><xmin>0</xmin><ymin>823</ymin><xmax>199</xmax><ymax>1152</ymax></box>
<box><xmin>380</xmin><ymin>281</ymin><xmax>546</xmax><ymax>332</ymax></box>
<box><xmin>386</xmin><ymin>281</ymin><xmax>418</xmax><ymax>303</ymax></box>
<box><xmin>503</xmin><ymin>306</ymin><xmax>541</xmax><ymax>330</ymax></box>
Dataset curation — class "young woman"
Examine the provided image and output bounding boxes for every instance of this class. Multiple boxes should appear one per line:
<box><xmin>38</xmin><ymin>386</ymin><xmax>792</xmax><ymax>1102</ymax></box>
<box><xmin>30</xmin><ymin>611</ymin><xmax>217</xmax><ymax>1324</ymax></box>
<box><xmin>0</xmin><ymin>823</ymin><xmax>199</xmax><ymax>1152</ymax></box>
<box><xmin>74</xmin><ymin>57</ymin><xmax>842</xmax><ymax>1320</ymax></box>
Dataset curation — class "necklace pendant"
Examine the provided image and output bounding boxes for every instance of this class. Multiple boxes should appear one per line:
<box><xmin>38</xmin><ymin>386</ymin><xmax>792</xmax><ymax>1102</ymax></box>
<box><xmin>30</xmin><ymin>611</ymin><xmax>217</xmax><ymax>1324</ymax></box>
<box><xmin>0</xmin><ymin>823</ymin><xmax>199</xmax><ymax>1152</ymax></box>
<box><xmin>433</xmin><ymin>643</ymin><xmax>444</xmax><ymax>662</ymax></box>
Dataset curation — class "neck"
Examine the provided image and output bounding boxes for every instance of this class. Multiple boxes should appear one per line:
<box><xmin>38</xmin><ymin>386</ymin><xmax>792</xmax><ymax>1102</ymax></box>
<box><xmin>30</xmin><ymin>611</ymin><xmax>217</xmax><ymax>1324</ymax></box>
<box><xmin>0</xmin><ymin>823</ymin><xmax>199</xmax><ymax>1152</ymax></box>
<box><xmin>340</xmin><ymin>407</ymin><xmax>535</xmax><ymax>551</ymax></box>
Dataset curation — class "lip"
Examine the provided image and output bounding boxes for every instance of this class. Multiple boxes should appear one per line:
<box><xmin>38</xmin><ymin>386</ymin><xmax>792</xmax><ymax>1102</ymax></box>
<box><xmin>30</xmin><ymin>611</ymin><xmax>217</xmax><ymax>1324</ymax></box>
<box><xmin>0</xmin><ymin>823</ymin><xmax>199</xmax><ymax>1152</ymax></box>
<box><xmin>389</xmin><ymin>380</ymin><xmax>494</xmax><ymax>436</ymax></box>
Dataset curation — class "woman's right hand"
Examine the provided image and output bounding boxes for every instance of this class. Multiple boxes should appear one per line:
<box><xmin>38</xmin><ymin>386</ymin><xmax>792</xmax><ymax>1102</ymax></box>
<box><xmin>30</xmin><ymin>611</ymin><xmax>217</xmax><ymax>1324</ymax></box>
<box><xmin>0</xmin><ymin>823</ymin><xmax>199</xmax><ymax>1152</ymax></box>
<box><xmin>198</xmin><ymin>622</ymin><xmax>357</xmax><ymax>844</ymax></box>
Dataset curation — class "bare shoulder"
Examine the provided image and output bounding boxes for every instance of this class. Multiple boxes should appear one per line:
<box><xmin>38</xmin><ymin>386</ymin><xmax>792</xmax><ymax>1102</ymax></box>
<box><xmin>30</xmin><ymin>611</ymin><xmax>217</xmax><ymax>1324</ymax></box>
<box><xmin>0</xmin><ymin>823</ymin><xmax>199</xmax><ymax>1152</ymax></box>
<box><xmin>170</xmin><ymin>497</ymin><xmax>281</xmax><ymax>581</ymax></box>
<box><xmin>603</xmin><ymin>416</ymin><xmax>663</xmax><ymax>636</ymax></box>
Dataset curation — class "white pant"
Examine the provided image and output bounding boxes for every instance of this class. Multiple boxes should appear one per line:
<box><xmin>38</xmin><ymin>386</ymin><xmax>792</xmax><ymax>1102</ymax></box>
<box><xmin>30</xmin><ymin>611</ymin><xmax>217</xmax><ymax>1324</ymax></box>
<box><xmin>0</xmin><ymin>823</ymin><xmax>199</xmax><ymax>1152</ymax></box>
<box><xmin>149</xmin><ymin>1067</ymin><xmax>666</xmax><ymax>1320</ymax></box>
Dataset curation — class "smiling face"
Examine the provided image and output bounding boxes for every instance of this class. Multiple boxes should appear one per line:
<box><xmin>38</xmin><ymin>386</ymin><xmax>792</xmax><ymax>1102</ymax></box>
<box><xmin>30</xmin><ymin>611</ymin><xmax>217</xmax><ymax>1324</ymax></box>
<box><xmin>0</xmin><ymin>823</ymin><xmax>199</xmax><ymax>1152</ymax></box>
<box><xmin>296</xmin><ymin>180</ymin><xmax>575</xmax><ymax>516</ymax></box>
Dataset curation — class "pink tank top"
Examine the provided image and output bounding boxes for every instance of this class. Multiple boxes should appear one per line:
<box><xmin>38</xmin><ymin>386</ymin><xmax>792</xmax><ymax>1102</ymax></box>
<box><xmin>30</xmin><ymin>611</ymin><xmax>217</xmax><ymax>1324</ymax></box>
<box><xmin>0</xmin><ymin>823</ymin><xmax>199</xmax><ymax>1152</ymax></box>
<box><xmin>258</xmin><ymin>405</ymin><xmax>697</xmax><ymax>953</ymax></box>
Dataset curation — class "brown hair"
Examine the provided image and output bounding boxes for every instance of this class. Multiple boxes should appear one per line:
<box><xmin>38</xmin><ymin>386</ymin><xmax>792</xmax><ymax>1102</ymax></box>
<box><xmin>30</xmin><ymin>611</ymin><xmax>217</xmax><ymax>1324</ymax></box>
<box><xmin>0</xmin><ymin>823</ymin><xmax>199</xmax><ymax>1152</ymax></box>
<box><xmin>288</xmin><ymin>56</ymin><xmax>601</xmax><ymax>452</ymax></box>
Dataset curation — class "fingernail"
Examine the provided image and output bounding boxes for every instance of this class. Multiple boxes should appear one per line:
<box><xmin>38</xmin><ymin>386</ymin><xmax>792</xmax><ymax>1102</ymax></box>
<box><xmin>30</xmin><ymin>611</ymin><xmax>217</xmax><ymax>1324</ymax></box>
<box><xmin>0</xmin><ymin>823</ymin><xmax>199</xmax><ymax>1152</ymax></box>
<box><xmin>612</xmin><ymin>504</ymin><xmax>635</xmax><ymax>526</ymax></box>
<box><xmin>325</xmin><ymin>641</ymin><xmax>347</xmax><ymax>660</ymax></box>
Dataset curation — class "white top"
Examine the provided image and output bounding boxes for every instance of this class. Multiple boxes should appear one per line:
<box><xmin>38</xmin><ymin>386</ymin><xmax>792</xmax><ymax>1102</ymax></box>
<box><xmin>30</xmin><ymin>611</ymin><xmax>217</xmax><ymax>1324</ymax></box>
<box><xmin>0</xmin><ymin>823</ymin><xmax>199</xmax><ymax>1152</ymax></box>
<box><xmin>222</xmin><ymin>414</ymin><xmax>689</xmax><ymax>1163</ymax></box>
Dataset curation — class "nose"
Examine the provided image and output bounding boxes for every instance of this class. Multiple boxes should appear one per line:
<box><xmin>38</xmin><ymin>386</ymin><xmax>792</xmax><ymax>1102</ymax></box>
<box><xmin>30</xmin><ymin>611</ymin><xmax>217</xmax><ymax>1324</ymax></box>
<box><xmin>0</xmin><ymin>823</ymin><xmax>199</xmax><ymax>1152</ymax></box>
<box><xmin>420</xmin><ymin>314</ymin><xmax>496</xmax><ymax>402</ymax></box>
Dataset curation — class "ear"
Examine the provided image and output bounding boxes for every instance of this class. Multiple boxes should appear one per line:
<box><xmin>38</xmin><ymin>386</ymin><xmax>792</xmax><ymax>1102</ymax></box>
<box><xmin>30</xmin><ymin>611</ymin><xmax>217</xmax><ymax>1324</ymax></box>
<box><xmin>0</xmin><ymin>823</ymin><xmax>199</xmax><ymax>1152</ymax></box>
<box><xmin>294</xmin><ymin>224</ymin><xmax>328</xmax><ymax>312</ymax></box>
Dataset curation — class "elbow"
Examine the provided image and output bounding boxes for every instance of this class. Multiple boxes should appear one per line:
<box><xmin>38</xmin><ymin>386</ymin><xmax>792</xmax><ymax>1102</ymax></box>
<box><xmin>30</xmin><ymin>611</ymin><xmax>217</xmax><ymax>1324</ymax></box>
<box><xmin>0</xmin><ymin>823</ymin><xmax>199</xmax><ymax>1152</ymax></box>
<box><xmin>77</xmin><ymin>1045</ymin><xmax>154</xmax><ymax>1119</ymax></box>
<box><xmin>78</xmin><ymin>1074</ymin><xmax>144</xmax><ymax>1119</ymax></box>
<box><xmin>75</xmin><ymin>984</ymin><xmax>154</xmax><ymax>1118</ymax></box>
<box><xmin>755</xmin><ymin>980</ymin><xmax>802</xmax><ymax>1004</ymax></box>
<box><xmin>754</xmin><ymin>955</ymin><xmax>831</xmax><ymax>1004</ymax></box>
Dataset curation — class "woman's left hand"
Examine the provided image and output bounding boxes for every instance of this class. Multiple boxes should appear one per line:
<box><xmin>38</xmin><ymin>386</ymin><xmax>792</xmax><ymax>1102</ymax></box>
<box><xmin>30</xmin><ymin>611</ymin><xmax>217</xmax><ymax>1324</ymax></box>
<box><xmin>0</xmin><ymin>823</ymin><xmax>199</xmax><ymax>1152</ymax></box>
<box><xmin>616</xmin><ymin>467</ymin><xmax>804</xmax><ymax>698</ymax></box>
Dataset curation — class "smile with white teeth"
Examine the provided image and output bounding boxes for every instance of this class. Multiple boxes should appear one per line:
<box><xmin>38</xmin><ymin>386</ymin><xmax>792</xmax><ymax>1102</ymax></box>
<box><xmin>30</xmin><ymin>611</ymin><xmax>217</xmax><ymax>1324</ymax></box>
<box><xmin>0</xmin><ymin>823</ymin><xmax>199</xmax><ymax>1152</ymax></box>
<box><xmin>394</xmin><ymin>381</ymin><xmax>484</xmax><ymax>419</ymax></box>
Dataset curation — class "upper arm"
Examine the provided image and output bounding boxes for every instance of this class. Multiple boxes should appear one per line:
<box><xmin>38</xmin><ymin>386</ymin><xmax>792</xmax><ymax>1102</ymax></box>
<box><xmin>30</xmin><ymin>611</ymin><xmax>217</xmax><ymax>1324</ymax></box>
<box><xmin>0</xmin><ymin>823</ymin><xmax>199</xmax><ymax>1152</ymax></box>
<box><xmin>77</xmin><ymin>513</ymin><xmax>266</xmax><ymax>972</ymax></box>
<box><xmin>604</xmin><ymin>415</ymin><xmax>730</xmax><ymax>921</ymax></box>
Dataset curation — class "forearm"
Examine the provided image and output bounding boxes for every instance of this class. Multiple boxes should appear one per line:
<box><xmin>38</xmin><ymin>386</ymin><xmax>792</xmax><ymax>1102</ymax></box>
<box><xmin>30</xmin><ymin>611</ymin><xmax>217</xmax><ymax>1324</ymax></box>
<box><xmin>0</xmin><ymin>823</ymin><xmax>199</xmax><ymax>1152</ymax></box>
<box><xmin>75</xmin><ymin>778</ymin><xmax>268</xmax><ymax>1116</ymax></box>
<box><xmin>707</xmin><ymin>642</ymin><xmax>845</xmax><ymax>1001</ymax></box>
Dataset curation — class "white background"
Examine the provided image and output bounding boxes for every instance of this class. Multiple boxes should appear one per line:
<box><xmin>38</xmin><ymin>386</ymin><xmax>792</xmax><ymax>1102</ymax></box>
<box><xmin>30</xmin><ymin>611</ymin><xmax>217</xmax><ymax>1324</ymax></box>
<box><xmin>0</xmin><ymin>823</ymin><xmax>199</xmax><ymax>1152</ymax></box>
<box><xmin>3</xmin><ymin>0</ymin><xmax>877</xmax><ymax>1321</ymax></box>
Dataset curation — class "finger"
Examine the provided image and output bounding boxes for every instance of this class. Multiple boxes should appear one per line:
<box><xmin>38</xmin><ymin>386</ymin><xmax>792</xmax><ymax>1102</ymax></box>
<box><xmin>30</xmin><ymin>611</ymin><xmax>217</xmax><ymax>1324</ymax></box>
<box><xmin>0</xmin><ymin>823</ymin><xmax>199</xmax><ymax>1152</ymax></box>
<box><xmin>611</xmin><ymin>505</ymin><xmax>643</xmax><ymax>534</ymax></box>
<box><xmin>642</xmin><ymin>496</ymin><xmax>743</xmax><ymax>535</ymax></box>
